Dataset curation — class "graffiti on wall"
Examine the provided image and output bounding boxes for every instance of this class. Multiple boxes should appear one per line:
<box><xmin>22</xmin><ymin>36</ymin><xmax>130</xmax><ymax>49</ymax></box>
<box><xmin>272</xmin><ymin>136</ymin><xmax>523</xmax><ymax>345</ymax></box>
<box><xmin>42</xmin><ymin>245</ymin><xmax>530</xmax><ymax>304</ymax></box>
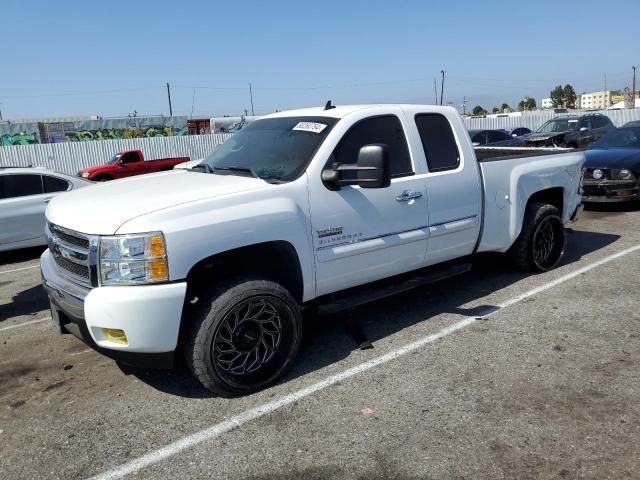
<box><xmin>1</xmin><ymin>132</ymin><xmax>39</xmax><ymax>146</ymax></box>
<box><xmin>48</xmin><ymin>125</ymin><xmax>188</xmax><ymax>143</ymax></box>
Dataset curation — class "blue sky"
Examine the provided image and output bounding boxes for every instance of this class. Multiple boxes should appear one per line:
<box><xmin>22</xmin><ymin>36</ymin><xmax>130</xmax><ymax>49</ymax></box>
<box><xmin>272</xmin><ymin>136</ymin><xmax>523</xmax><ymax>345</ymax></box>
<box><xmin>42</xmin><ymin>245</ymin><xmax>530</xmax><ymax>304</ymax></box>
<box><xmin>2</xmin><ymin>0</ymin><xmax>639</xmax><ymax>119</ymax></box>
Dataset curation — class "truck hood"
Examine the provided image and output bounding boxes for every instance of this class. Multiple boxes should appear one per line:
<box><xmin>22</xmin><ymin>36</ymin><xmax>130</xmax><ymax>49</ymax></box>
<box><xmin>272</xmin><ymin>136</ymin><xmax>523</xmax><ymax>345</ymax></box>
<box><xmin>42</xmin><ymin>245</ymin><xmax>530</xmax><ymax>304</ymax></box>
<box><xmin>46</xmin><ymin>170</ymin><xmax>270</xmax><ymax>234</ymax></box>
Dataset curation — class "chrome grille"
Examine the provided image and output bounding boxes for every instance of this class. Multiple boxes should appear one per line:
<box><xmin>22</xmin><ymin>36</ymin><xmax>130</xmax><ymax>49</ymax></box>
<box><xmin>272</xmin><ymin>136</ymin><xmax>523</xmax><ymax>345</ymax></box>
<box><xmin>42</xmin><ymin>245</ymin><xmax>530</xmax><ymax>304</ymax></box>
<box><xmin>46</xmin><ymin>222</ymin><xmax>94</xmax><ymax>287</ymax></box>
<box><xmin>49</xmin><ymin>223</ymin><xmax>89</xmax><ymax>249</ymax></box>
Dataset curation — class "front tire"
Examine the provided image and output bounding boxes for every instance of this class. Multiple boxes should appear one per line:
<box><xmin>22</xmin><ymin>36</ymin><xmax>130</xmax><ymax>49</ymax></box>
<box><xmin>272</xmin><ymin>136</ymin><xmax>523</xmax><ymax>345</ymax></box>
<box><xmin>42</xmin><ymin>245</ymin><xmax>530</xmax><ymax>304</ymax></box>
<box><xmin>185</xmin><ymin>276</ymin><xmax>301</xmax><ymax>396</ymax></box>
<box><xmin>509</xmin><ymin>202</ymin><xmax>566</xmax><ymax>272</ymax></box>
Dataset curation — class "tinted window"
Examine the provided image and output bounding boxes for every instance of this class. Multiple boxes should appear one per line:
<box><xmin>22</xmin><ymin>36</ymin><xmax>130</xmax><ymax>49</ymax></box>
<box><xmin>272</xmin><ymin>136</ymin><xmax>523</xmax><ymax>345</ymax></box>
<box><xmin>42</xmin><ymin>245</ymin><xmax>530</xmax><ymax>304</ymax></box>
<box><xmin>43</xmin><ymin>175</ymin><xmax>70</xmax><ymax>193</ymax></box>
<box><xmin>120</xmin><ymin>152</ymin><xmax>139</xmax><ymax>164</ymax></box>
<box><xmin>331</xmin><ymin>115</ymin><xmax>412</xmax><ymax>178</ymax></box>
<box><xmin>578</xmin><ymin>118</ymin><xmax>591</xmax><ymax>130</ymax></box>
<box><xmin>591</xmin><ymin>117</ymin><xmax>610</xmax><ymax>129</ymax></box>
<box><xmin>0</xmin><ymin>174</ymin><xmax>43</xmax><ymax>199</ymax></box>
<box><xmin>487</xmin><ymin>131</ymin><xmax>510</xmax><ymax>143</ymax></box>
<box><xmin>415</xmin><ymin>114</ymin><xmax>460</xmax><ymax>171</ymax></box>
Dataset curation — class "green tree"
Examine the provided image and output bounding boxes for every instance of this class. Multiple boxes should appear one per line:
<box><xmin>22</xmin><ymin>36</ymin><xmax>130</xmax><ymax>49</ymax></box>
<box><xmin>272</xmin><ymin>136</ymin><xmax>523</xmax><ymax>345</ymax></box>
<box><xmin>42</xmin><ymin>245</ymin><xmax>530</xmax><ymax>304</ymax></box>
<box><xmin>563</xmin><ymin>84</ymin><xmax>577</xmax><ymax>108</ymax></box>
<box><xmin>492</xmin><ymin>107</ymin><xmax>500</xmax><ymax>113</ymax></box>
<box><xmin>500</xmin><ymin>103</ymin><xmax>511</xmax><ymax>112</ymax></box>
<box><xmin>472</xmin><ymin>105</ymin><xmax>487</xmax><ymax>116</ymax></box>
<box><xmin>518</xmin><ymin>97</ymin><xmax>537</xmax><ymax>111</ymax></box>
<box><xmin>550</xmin><ymin>84</ymin><xmax>577</xmax><ymax>108</ymax></box>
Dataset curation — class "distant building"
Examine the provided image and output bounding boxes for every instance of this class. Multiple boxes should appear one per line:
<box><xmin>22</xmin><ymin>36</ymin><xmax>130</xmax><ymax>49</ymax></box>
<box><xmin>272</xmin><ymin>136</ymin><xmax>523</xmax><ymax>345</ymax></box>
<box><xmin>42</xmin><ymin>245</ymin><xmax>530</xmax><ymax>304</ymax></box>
<box><xmin>580</xmin><ymin>91</ymin><xmax>615</xmax><ymax>110</ymax></box>
<box><xmin>541</xmin><ymin>98</ymin><xmax>553</xmax><ymax>109</ymax></box>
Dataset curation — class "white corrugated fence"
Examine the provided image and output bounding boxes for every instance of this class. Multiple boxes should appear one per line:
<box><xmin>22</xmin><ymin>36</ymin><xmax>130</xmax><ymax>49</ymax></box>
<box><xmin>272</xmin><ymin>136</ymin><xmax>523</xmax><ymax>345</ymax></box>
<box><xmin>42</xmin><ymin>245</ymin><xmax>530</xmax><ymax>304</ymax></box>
<box><xmin>463</xmin><ymin>109</ymin><xmax>640</xmax><ymax>131</ymax></box>
<box><xmin>0</xmin><ymin>134</ymin><xmax>232</xmax><ymax>175</ymax></box>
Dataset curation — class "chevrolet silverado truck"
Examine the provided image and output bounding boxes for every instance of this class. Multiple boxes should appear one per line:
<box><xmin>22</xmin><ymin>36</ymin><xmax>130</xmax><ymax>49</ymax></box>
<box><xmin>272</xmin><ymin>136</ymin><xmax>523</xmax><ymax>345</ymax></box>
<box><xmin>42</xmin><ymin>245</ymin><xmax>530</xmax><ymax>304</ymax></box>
<box><xmin>42</xmin><ymin>105</ymin><xmax>584</xmax><ymax>396</ymax></box>
<box><xmin>78</xmin><ymin>149</ymin><xmax>190</xmax><ymax>181</ymax></box>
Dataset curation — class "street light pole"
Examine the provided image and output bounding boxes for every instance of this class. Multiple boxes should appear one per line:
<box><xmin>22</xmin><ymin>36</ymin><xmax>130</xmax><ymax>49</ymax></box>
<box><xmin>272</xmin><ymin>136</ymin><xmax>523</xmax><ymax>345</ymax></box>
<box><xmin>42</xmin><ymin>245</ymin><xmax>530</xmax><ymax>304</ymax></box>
<box><xmin>440</xmin><ymin>70</ymin><xmax>445</xmax><ymax>106</ymax></box>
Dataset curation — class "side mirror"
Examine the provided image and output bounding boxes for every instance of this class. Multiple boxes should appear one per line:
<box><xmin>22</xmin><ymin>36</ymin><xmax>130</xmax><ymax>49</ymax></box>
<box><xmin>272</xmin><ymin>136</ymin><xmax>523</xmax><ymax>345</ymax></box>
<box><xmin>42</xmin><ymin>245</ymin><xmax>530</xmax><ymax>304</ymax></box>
<box><xmin>579</xmin><ymin>127</ymin><xmax>589</xmax><ymax>133</ymax></box>
<box><xmin>321</xmin><ymin>144</ymin><xmax>391</xmax><ymax>190</ymax></box>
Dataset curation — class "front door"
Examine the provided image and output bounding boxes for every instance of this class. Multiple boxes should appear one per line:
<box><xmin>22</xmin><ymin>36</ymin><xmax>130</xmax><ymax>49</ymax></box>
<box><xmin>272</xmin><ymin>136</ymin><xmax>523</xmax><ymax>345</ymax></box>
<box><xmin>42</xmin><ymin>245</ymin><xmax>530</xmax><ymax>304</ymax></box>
<box><xmin>308</xmin><ymin>113</ymin><xmax>429</xmax><ymax>297</ymax></box>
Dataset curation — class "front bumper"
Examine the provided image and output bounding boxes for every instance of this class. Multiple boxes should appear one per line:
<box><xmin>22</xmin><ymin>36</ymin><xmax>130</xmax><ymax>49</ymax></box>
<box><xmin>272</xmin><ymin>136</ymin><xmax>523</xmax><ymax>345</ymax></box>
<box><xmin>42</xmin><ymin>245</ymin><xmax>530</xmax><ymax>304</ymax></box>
<box><xmin>582</xmin><ymin>181</ymin><xmax>640</xmax><ymax>203</ymax></box>
<box><xmin>41</xmin><ymin>249</ymin><xmax>187</xmax><ymax>369</ymax></box>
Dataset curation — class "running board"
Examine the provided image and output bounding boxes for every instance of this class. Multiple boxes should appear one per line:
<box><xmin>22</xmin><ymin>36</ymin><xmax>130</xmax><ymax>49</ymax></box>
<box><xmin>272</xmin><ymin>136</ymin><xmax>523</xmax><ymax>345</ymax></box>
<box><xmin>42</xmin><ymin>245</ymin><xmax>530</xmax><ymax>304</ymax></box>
<box><xmin>316</xmin><ymin>263</ymin><xmax>472</xmax><ymax>316</ymax></box>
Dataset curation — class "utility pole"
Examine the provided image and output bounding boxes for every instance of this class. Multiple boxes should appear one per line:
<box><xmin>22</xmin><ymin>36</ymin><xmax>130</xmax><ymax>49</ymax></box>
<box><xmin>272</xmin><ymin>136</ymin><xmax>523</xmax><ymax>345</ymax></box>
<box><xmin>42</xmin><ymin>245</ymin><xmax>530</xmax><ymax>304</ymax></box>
<box><xmin>433</xmin><ymin>79</ymin><xmax>438</xmax><ymax>105</ymax></box>
<box><xmin>249</xmin><ymin>83</ymin><xmax>255</xmax><ymax>116</ymax></box>
<box><xmin>633</xmin><ymin>66</ymin><xmax>637</xmax><ymax>108</ymax></box>
<box><xmin>166</xmin><ymin>82</ymin><xmax>173</xmax><ymax>116</ymax></box>
<box><xmin>440</xmin><ymin>70</ymin><xmax>446</xmax><ymax>106</ymax></box>
<box><xmin>462</xmin><ymin>96</ymin><xmax>467</xmax><ymax>115</ymax></box>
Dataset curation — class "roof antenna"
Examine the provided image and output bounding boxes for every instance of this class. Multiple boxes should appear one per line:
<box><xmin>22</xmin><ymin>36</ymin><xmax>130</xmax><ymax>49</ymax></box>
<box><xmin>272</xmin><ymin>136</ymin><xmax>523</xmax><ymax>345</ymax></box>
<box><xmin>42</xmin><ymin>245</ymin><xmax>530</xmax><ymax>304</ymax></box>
<box><xmin>324</xmin><ymin>100</ymin><xmax>336</xmax><ymax>111</ymax></box>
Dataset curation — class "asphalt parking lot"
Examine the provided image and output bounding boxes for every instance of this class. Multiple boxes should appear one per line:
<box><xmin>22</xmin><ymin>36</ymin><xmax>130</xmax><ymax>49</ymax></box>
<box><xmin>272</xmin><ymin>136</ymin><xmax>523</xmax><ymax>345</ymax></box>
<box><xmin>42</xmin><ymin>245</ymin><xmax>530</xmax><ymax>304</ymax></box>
<box><xmin>1</xmin><ymin>206</ymin><xmax>639</xmax><ymax>480</ymax></box>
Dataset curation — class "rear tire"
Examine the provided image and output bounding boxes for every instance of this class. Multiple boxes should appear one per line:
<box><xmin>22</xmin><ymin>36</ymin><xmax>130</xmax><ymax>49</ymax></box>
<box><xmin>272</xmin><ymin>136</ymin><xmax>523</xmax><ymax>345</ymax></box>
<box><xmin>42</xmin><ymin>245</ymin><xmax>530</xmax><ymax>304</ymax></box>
<box><xmin>509</xmin><ymin>202</ymin><xmax>566</xmax><ymax>272</ymax></box>
<box><xmin>184</xmin><ymin>276</ymin><xmax>301</xmax><ymax>397</ymax></box>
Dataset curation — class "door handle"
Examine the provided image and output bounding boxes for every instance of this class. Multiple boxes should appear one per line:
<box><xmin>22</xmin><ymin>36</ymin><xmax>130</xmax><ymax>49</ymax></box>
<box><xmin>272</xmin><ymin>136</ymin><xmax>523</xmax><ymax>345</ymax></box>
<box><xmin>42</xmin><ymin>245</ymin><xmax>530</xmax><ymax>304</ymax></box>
<box><xmin>396</xmin><ymin>191</ymin><xmax>423</xmax><ymax>202</ymax></box>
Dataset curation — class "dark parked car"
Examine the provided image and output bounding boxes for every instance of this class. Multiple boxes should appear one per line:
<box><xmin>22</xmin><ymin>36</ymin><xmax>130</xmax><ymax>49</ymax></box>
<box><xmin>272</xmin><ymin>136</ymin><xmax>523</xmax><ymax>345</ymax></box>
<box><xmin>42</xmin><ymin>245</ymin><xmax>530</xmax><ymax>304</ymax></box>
<box><xmin>623</xmin><ymin>120</ymin><xmax>640</xmax><ymax>128</ymax></box>
<box><xmin>509</xmin><ymin>127</ymin><xmax>532</xmax><ymax>137</ymax></box>
<box><xmin>582</xmin><ymin>127</ymin><xmax>640</xmax><ymax>203</ymax></box>
<box><xmin>524</xmin><ymin>114</ymin><xmax>615</xmax><ymax>148</ymax></box>
<box><xmin>468</xmin><ymin>129</ymin><xmax>513</xmax><ymax>146</ymax></box>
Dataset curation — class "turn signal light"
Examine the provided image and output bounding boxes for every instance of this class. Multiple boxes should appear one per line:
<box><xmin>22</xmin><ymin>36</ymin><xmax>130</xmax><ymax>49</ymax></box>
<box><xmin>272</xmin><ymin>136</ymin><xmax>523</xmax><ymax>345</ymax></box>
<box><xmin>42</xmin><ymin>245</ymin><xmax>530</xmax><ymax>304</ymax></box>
<box><xmin>150</xmin><ymin>235</ymin><xmax>166</xmax><ymax>257</ymax></box>
<box><xmin>103</xmin><ymin>328</ymin><xmax>128</xmax><ymax>345</ymax></box>
<box><xmin>150</xmin><ymin>259</ymin><xmax>168</xmax><ymax>281</ymax></box>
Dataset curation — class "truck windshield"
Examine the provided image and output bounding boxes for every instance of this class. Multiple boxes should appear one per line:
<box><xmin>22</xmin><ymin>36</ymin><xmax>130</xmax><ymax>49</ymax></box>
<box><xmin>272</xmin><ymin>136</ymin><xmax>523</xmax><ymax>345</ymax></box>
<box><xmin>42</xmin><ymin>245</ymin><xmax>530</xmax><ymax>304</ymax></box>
<box><xmin>107</xmin><ymin>153</ymin><xmax>121</xmax><ymax>164</ymax></box>
<box><xmin>200</xmin><ymin>116</ymin><xmax>338</xmax><ymax>182</ymax></box>
<box><xmin>536</xmin><ymin>119</ymin><xmax>578</xmax><ymax>133</ymax></box>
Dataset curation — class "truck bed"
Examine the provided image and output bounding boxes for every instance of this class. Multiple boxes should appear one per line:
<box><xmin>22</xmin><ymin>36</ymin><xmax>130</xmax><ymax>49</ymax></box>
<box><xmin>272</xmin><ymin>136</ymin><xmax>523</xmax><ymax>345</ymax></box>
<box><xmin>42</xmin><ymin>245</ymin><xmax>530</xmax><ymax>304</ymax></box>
<box><xmin>474</xmin><ymin>146</ymin><xmax>576</xmax><ymax>162</ymax></box>
<box><xmin>477</xmin><ymin>150</ymin><xmax>585</xmax><ymax>253</ymax></box>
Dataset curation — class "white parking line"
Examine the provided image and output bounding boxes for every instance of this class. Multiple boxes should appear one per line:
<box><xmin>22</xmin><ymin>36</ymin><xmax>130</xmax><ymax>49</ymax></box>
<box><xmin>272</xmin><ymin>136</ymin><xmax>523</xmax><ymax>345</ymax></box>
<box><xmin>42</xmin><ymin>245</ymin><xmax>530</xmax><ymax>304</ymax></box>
<box><xmin>0</xmin><ymin>264</ymin><xmax>39</xmax><ymax>275</ymax></box>
<box><xmin>0</xmin><ymin>317</ymin><xmax>51</xmax><ymax>332</ymax></box>
<box><xmin>88</xmin><ymin>243</ymin><xmax>640</xmax><ymax>480</ymax></box>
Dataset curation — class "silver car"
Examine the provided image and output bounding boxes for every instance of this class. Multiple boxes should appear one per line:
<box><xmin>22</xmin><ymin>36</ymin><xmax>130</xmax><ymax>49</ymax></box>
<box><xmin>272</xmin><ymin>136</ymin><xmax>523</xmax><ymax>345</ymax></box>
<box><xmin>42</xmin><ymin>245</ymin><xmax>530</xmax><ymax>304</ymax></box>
<box><xmin>0</xmin><ymin>167</ymin><xmax>92</xmax><ymax>252</ymax></box>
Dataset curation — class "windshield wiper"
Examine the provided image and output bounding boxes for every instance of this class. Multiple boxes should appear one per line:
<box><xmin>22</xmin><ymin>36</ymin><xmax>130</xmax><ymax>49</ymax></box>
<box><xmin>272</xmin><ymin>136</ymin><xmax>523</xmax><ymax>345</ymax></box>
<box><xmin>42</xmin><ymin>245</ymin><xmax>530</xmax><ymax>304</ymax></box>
<box><xmin>211</xmin><ymin>165</ymin><xmax>284</xmax><ymax>184</ymax></box>
<box><xmin>189</xmin><ymin>163</ymin><xmax>213</xmax><ymax>173</ymax></box>
<box><xmin>213</xmin><ymin>166</ymin><xmax>259</xmax><ymax>179</ymax></box>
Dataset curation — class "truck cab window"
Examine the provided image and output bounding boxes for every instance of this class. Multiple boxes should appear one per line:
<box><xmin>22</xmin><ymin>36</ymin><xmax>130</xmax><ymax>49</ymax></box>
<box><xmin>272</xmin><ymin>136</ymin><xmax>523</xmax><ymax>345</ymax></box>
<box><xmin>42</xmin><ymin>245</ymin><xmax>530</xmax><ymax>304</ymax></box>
<box><xmin>120</xmin><ymin>153</ymin><xmax>137</xmax><ymax>164</ymax></box>
<box><xmin>415</xmin><ymin>114</ymin><xmax>460</xmax><ymax>172</ymax></box>
<box><xmin>0</xmin><ymin>174</ymin><xmax>43</xmax><ymax>199</ymax></box>
<box><xmin>331</xmin><ymin>115</ymin><xmax>413</xmax><ymax>179</ymax></box>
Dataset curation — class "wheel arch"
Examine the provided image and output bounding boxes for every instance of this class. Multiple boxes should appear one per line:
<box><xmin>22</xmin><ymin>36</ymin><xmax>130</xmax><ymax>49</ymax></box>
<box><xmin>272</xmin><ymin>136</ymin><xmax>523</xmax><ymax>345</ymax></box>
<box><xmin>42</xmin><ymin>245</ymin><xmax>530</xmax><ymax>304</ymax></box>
<box><xmin>184</xmin><ymin>240</ymin><xmax>305</xmax><ymax>304</ymax></box>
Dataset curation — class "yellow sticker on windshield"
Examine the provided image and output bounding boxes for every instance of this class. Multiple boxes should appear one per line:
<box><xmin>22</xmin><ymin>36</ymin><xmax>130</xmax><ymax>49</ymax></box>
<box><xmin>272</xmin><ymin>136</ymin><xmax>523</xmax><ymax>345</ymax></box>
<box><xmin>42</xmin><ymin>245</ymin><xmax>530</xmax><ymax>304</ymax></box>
<box><xmin>293</xmin><ymin>122</ymin><xmax>327</xmax><ymax>134</ymax></box>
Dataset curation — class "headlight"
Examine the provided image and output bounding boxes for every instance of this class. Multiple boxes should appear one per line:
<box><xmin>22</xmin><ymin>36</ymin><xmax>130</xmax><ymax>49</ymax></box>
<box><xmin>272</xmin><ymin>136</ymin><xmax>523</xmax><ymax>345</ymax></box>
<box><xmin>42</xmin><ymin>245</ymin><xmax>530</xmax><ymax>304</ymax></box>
<box><xmin>592</xmin><ymin>169</ymin><xmax>603</xmax><ymax>180</ymax></box>
<box><xmin>99</xmin><ymin>232</ymin><xmax>169</xmax><ymax>285</ymax></box>
<box><xmin>613</xmin><ymin>168</ymin><xmax>634</xmax><ymax>180</ymax></box>
<box><xmin>80</xmin><ymin>172</ymin><xmax>90</xmax><ymax>178</ymax></box>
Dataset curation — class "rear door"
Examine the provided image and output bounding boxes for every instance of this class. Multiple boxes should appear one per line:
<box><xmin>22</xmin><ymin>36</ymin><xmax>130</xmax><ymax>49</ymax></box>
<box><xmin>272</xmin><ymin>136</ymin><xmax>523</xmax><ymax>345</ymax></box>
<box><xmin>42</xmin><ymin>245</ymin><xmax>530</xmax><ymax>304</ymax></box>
<box><xmin>308</xmin><ymin>111</ymin><xmax>429</xmax><ymax>296</ymax></box>
<box><xmin>0</xmin><ymin>173</ymin><xmax>48</xmax><ymax>247</ymax></box>
<box><xmin>406</xmin><ymin>111</ymin><xmax>482</xmax><ymax>265</ymax></box>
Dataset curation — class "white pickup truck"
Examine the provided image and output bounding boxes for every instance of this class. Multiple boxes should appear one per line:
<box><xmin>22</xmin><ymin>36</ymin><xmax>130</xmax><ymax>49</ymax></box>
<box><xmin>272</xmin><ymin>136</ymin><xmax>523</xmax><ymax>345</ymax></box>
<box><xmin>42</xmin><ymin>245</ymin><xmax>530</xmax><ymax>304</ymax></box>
<box><xmin>41</xmin><ymin>105</ymin><xmax>584</xmax><ymax>396</ymax></box>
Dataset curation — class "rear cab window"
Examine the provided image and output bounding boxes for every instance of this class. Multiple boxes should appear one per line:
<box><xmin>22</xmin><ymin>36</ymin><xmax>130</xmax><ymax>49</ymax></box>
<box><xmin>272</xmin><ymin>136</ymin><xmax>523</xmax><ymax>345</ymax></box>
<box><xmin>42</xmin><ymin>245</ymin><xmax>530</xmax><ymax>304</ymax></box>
<box><xmin>329</xmin><ymin>115</ymin><xmax>413</xmax><ymax>180</ymax></box>
<box><xmin>414</xmin><ymin>114</ymin><xmax>460</xmax><ymax>172</ymax></box>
